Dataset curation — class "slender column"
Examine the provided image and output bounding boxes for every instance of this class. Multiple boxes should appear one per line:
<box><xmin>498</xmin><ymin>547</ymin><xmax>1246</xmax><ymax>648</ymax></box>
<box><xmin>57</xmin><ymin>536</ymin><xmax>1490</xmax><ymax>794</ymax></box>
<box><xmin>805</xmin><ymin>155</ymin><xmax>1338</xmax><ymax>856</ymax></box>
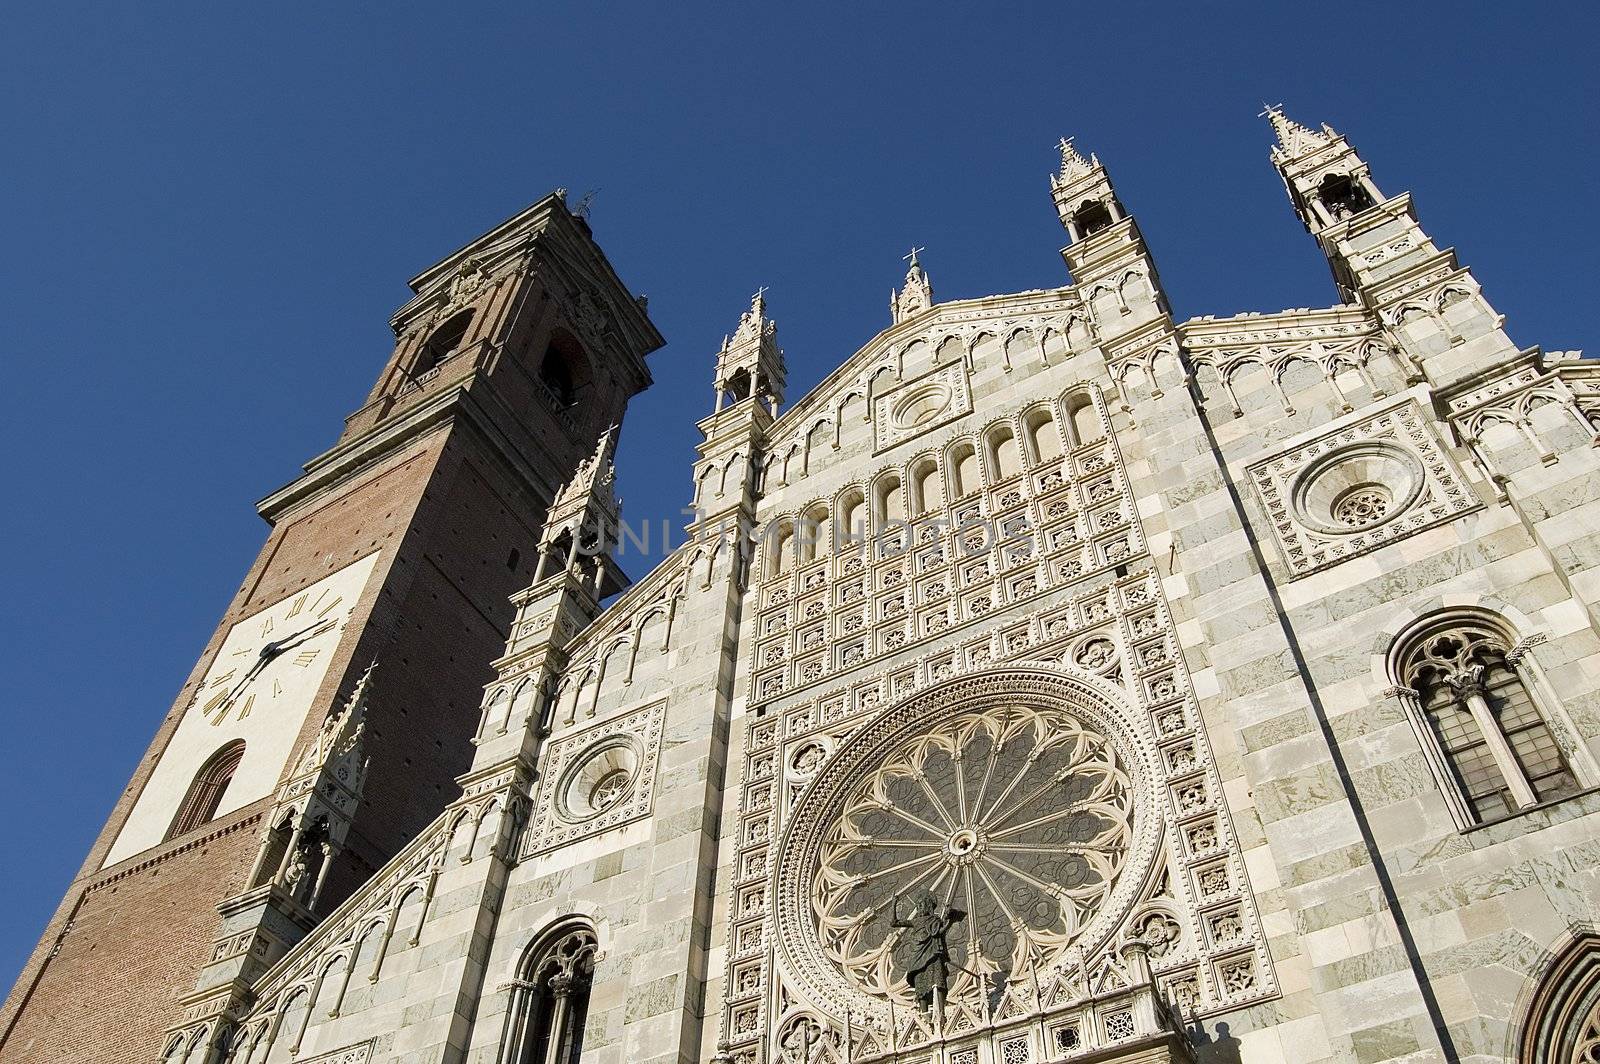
<box><xmin>275</xmin><ymin>822</ymin><xmax>306</xmax><ymax>881</ymax></box>
<box><xmin>499</xmin><ymin>979</ymin><xmax>537</xmax><ymax>1064</ymax></box>
<box><xmin>308</xmin><ymin>841</ymin><xmax>335</xmax><ymax>910</ymax></box>
<box><xmin>328</xmin><ymin>952</ymin><xmax>358</xmax><ymax>1018</ymax></box>
<box><xmin>369</xmin><ymin>914</ymin><xmax>399</xmax><ymax>983</ymax></box>
<box><xmin>539</xmin><ymin>978</ymin><xmax>573</xmax><ymax>1064</ymax></box>
<box><xmin>245</xmin><ymin>824</ymin><xmax>279</xmax><ymax>887</ymax></box>
<box><xmin>564</xmin><ymin>532</ymin><xmax>580</xmax><ymax>574</ymax></box>
<box><xmin>409</xmin><ymin>865</ymin><xmax>441</xmax><ymax>947</ymax></box>
<box><xmin>1453</xmin><ymin>671</ymin><xmax>1538</xmax><ymax>808</ymax></box>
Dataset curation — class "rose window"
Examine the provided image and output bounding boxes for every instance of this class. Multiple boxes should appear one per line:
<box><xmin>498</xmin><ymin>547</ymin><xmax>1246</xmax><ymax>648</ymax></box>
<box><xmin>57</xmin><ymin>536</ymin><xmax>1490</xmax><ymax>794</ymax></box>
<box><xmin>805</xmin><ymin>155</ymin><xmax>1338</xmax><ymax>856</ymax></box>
<box><xmin>558</xmin><ymin>737</ymin><xmax>640</xmax><ymax>821</ymax></box>
<box><xmin>588</xmin><ymin>769</ymin><xmax>632</xmax><ymax>812</ymax></box>
<box><xmin>811</xmin><ymin>704</ymin><xmax>1132</xmax><ymax>1007</ymax></box>
<box><xmin>1331</xmin><ymin>484</ymin><xmax>1392</xmax><ymax>528</ymax></box>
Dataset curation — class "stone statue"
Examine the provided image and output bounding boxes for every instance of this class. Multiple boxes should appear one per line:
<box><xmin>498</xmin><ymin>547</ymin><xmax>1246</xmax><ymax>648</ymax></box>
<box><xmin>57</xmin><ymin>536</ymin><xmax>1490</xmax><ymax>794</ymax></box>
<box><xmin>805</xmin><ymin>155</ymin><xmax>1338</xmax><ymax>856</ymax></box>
<box><xmin>892</xmin><ymin>890</ymin><xmax>968</xmax><ymax>1009</ymax></box>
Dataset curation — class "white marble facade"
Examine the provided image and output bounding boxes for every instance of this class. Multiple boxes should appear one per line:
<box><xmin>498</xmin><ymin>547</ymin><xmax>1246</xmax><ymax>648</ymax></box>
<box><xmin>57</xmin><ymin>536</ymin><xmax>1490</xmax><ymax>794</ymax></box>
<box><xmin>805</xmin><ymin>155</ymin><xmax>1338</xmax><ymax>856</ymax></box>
<box><xmin>162</xmin><ymin>112</ymin><xmax>1600</xmax><ymax>1064</ymax></box>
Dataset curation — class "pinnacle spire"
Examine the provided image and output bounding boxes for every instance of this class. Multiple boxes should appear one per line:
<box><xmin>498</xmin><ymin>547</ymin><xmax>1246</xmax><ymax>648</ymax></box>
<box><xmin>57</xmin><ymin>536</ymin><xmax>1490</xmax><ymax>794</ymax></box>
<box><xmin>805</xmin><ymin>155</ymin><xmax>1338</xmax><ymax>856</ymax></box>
<box><xmin>1261</xmin><ymin>103</ymin><xmax>1333</xmax><ymax>161</ymax></box>
<box><xmin>731</xmin><ymin>287</ymin><xmax>772</xmax><ymax>346</ymax></box>
<box><xmin>1051</xmin><ymin>137</ymin><xmax>1098</xmax><ymax>189</ymax></box>
<box><xmin>891</xmin><ymin>246</ymin><xmax>933</xmax><ymax>324</ymax></box>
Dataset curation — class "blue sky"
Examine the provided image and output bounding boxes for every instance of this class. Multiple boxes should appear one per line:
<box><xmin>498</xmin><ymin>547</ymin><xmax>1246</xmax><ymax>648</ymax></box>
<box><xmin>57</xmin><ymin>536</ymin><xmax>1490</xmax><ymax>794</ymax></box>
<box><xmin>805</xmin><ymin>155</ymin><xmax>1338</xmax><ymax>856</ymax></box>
<box><xmin>2</xmin><ymin>2</ymin><xmax>1596</xmax><ymax>989</ymax></box>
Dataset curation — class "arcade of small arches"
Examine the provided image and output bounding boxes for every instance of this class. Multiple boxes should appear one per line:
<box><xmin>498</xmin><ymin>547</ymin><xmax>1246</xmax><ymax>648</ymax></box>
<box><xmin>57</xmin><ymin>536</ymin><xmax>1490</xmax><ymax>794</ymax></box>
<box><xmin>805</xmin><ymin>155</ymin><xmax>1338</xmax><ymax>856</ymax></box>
<box><xmin>737</xmin><ymin>312</ymin><xmax>1123</xmax><ymax>496</ymax></box>
<box><xmin>763</xmin><ymin>389</ymin><xmax>1106</xmax><ymax>575</ymax></box>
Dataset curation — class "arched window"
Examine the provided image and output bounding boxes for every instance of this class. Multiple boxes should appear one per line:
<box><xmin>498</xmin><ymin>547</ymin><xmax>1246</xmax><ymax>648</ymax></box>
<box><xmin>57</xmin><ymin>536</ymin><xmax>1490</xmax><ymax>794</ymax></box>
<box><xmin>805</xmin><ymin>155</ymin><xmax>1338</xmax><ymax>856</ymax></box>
<box><xmin>1518</xmin><ymin>932</ymin><xmax>1600</xmax><ymax>1063</ymax></box>
<box><xmin>539</xmin><ymin>330</ymin><xmax>590</xmax><ymax>409</ymax></box>
<box><xmin>416</xmin><ymin>310</ymin><xmax>474</xmax><ymax>376</ymax></box>
<box><xmin>769</xmin><ymin>519</ymin><xmax>795</xmax><ymax>576</ymax></box>
<box><xmin>948</xmin><ymin>441</ymin><xmax>979</xmax><ymax>497</ymax></box>
<box><xmin>1316</xmin><ymin>172</ymin><xmax>1375</xmax><ymax>221</ymax></box>
<box><xmin>986</xmin><ymin>425</ymin><xmax>1021</xmax><ymax>481</ymax></box>
<box><xmin>166</xmin><ymin>740</ymin><xmax>246</xmax><ymax>840</ymax></box>
<box><xmin>1066</xmin><ymin>392</ymin><xmax>1103</xmax><ymax>445</ymax></box>
<box><xmin>505</xmin><ymin>924</ymin><xmax>598</xmax><ymax>1064</ymax></box>
<box><xmin>1023</xmin><ymin>407</ymin><xmax>1062</xmax><ymax>465</ymax></box>
<box><xmin>837</xmin><ymin>488</ymin><xmax>866</xmax><ymax>545</ymax></box>
<box><xmin>799</xmin><ymin>504</ymin><xmax>830</xmax><ymax>562</ymax></box>
<box><xmin>722</xmin><ymin>367</ymin><xmax>752</xmax><ymax>405</ymax></box>
<box><xmin>1072</xmin><ymin>199</ymin><xmax>1114</xmax><ymax>238</ymax></box>
<box><xmin>874</xmin><ymin>473</ymin><xmax>905</xmax><ymax>527</ymax></box>
<box><xmin>909</xmin><ymin>457</ymin><xmax>942</xmax><ymax>515</ymax></box>
<box><xmin>1392</xmin><ymin>612</ymin><xmax>1583</xmax><ymax>826</ymax></box>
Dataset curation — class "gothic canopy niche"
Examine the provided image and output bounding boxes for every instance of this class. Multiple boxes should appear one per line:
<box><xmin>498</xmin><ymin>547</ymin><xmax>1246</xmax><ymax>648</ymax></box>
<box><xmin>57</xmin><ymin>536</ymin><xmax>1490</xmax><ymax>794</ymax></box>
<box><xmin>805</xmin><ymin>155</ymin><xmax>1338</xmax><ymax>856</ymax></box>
<box><xmin>771</xmin><ymin>667</ymin><xmax>1163</xmax><ymax>1022</ymax></box>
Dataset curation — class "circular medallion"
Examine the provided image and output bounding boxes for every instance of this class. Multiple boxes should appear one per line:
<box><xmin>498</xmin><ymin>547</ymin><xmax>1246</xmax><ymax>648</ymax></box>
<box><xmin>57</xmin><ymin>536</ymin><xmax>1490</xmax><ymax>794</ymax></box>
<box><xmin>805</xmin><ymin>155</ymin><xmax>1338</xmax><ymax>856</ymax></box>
<box><xmin>892</xmin><ymin>382</ymin><xmax>953</xmax><ymax>429</ymax></box>
<box><xmin>557</xmin><ymin>737</ymin><xmax>640</xmax><ymax>822</ymax></box>
<box><xmin>1289</xmin><ymin>441</ymin><xmax>1423</xmax><ymax>536</ymax></box>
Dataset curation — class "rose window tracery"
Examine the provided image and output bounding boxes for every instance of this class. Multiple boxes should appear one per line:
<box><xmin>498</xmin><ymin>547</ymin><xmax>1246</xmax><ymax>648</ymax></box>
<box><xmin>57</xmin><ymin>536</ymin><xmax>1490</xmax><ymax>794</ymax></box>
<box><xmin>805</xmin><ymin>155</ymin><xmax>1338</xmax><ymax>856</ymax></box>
<box><xmin>1331</xmin><ymin>484</ymin><xmax>1392</xmax><ymax>528</ymax></box>
<box><xmin>811</xmin><ymin>704</ymin><xmax>1132</xmax><ymax>1008</ymax></box>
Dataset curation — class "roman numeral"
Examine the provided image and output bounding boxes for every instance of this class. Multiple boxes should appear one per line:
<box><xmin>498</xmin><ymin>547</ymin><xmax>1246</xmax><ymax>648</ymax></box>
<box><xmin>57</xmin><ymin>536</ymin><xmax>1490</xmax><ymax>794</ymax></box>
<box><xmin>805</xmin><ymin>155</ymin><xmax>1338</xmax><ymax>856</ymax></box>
<box><xmin>208</xmin><ymin>669</ymin><xmax>236</xmax><ymax>690</ymax></box>
<box><xmin>314</xmin><ymin>595</ymin><xmax>343</xmax><ymax>619</ymax></box>
<box><xmin>237</xmin><ymin>693</ymin><xmax>255</xmax><ymax>720</ymax></box>
<box><xmin>271</xmin><ymin>678</ymin><xmax>283</xmax><ymax>699</ymax></box>
<box><xmin>292</xmin><ymin>649</ymin><xmax>321</xmax><ymax>668</ymax></box>
<box><xmin>285</xmin><ymin>594</ymin><xmax>308</xmax><ymax>619</ymax></box>
<box><xmin>202</xmin><ymin>691</ymin><xmax>229</xmax><ymax>723</ymax></box>
<box><xmin>259</xmin><ymin>616</ymin><xmax>274</xmax><ymax>638</ymax></box>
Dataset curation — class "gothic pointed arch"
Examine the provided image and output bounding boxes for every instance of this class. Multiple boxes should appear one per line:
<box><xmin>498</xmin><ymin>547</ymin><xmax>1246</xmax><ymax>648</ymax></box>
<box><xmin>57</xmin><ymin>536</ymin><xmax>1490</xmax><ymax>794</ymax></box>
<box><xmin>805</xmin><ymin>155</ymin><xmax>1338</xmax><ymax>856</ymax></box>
<box><xmin>500</xmin><ymin>920</ymin><xmax>599</xmax><ymax>1064</ymax></box>
<box><xmin>1518</xmin><ymin>931</ymin><xmax>1600</xmax><ymax>1063</ymax></box>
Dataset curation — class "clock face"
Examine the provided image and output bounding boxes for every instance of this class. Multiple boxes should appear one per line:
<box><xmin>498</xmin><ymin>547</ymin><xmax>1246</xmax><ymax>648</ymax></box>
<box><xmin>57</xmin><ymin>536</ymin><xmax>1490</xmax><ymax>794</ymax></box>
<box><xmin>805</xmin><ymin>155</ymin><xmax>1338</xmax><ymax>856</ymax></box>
<box><xmin>103</xmin><ymin>552</ymin><xmax>381</xmax><ymax>867</ymax></box>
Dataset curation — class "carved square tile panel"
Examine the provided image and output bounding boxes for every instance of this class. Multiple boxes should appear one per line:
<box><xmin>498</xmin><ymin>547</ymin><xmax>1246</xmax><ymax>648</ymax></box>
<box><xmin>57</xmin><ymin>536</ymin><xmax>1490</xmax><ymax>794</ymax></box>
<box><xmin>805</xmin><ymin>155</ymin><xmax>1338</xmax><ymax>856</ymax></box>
<box><xmin>1247</xmin><ymin>400</ymin><xmax>1480</xmax><ymax>577</ymax></box>
<box><xmin>525</xmin><ymin>700</ymin><xmax>666</xmax><ymax>854</ymax></box>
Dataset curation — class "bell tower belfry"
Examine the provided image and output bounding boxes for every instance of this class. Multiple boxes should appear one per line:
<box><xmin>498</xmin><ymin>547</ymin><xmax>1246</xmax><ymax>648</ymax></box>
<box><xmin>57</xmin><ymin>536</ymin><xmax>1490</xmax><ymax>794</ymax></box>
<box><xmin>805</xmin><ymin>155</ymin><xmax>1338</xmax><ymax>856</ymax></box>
<box><xmin>0</xmin><ymin>192</ymin><xmax>663</xmax><ymax>1064</ymax></box>
<box><xmin>1263</xmin><ymin>105</ymin><xmax>1516</xmax><ymax>390</ymax></box>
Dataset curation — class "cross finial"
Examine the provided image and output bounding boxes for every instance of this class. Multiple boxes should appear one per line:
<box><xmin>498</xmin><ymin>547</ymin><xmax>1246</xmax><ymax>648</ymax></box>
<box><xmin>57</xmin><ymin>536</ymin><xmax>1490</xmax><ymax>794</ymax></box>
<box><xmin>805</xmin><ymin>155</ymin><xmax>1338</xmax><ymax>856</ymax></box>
<box><xmin>1257</xmin><ymin>101</ymin><xmax>1284</xmax><ymax>119</ymax></box>
<box><xmin>573</xmin><ymin>188</ymin><xmax>601</xmax><ymax>219</ymax></box>
<box><xmin>1057</xmin><ymin>136</ymin><xmax>1075</xmax><ymax>154</ymax></box>
<box><xmin>753</xmin><ymin>285</ymin><xmax>769</xmax><ymax>304</ymax></box>
<box><xmin>903</xmin><ymin>246</ymin><xmax>926</xmax><ymax>266</ymax></box>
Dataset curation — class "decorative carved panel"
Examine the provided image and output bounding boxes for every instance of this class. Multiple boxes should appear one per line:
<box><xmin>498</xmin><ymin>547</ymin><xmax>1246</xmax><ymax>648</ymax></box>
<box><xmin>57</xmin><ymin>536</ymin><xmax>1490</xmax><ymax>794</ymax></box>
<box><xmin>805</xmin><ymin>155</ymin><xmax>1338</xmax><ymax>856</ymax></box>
<box><xmin>873</xmin><ymin>363</ymin><xmax>974</xmax><ymax>452</ymax></box>
<box><xmin>1248</xmin><ymin>400</ymin><xmax>1480</xmax><ymax>577</ymax></box>
<box><xmin>524</xmin><ymin>700</ymin><xmax>666</xmax><ymax>854</ymax></box>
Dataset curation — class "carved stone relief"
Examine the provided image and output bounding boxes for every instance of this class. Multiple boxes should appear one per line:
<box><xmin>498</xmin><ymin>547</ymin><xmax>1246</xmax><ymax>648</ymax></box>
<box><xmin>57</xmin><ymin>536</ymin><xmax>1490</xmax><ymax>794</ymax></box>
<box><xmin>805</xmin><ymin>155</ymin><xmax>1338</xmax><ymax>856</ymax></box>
<box><xmin>1248</xmin><ymin>400</ymin><xmax>1480</xmax><ymax>576</ymax></box>
<box><xmin>524</xmin><ymin>700</ymin><xmax>666</xmax><ymax>854</ymax></box>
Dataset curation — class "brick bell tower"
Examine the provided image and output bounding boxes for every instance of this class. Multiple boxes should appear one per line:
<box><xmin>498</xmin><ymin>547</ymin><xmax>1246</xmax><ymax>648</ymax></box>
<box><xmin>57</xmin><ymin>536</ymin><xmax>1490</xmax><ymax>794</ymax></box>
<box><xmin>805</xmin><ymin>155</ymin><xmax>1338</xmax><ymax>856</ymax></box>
<box><xmin>0</xmin><ymin>192</ymin><xmax>664</xmax><ymax>1064</ymax></box>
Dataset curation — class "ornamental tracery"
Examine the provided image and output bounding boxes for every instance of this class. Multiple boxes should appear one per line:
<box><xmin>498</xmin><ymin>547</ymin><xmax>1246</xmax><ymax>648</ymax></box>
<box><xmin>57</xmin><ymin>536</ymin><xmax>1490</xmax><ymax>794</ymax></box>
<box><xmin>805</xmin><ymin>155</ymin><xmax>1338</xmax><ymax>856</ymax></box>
<box><xmin>812</xmin><ymin>703</ymin><xmax>1133</xmax><ymax>1009</ymax></box>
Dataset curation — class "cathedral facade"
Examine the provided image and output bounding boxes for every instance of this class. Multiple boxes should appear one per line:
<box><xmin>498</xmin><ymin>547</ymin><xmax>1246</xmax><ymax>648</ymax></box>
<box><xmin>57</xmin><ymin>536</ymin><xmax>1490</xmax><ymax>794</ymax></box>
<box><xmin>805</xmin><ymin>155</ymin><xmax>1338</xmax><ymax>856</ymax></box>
<box><xmin>6</xmin><ymin>110</ymin><xmax>1600</xmax><ymax>1064</ymax></box>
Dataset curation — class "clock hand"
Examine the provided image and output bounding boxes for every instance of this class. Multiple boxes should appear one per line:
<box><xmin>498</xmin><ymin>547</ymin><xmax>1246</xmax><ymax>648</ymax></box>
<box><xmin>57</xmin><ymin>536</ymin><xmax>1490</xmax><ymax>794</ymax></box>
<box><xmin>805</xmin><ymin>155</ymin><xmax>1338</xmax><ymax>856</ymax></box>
<box><xmin>212</xmin><ymin>651</ymin><xmax>273</xmax><ymax>713</ymax></box>
<box><xmin>266</xmin><ymin>619</ymin><xmax>337</xmax><ymax>654</ymax></box>
<box><xmin>205</xmin><ymin>619</ymin><xmax>338</xmax><ymax>720</ymax></box>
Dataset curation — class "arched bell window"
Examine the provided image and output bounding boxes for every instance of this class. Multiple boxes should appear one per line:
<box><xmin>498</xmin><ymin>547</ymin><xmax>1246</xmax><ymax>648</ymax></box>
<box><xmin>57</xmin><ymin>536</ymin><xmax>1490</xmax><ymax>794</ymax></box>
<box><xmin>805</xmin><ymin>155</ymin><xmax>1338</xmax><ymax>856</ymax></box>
<box><xmin>1072</xmin><ymin>199</ymin><xmax>1114</xmax><ymax>238</ymax></box>
<box><xmin>1390</xmin><ymin>611</ymin><xmax>1586</xmax><ymax>827</ymax></box>
<box><xmin>502</xmin><ymin>923</ymin><xmax>598</xmax><ymax>1064</ymax></box>
<box><xmin>539</xmin><ymin>330</ymin><xmax>591</xmax><ymax>409</ymax></box>
<box><xmin>166</xmin><ymin>740</ymin><xmax>246</xmax><ymax>840</ymax></box>
<box><xmin>415</xmin><ymin>310</ymin><xmax>474</xmax><ymax>376</ymax></box>
<box><xmin>1316</xmin><ymin>171</ymin><xmax>1375</xmax><ymax>222</ymax></box>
